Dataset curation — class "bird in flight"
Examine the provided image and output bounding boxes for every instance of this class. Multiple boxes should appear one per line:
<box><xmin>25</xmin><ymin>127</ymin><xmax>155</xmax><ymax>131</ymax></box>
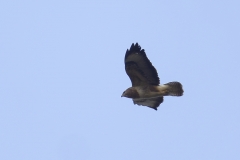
<box><xmin>121</xmin><ymin>43</ymin><xmax>184</xmax><ymax>110</ymax></box>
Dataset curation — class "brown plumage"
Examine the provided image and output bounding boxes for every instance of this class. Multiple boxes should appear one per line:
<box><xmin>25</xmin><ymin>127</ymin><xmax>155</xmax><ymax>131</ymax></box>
<box><xmin>121</xmin><ymin>43</ymin><xmax>184</xmax><ymax>110</ymax></box>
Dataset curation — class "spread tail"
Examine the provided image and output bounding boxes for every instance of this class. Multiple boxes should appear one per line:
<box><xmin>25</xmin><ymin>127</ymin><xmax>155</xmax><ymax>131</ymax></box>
<box><xmin>164</xmin><ymin>82</ymin><xmax>184</xmax><ymax>96</ymax></box>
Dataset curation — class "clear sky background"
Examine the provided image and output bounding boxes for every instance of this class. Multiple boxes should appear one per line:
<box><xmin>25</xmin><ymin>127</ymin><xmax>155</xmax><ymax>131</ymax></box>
<box><xmin>1</xmin><ymin>1</ymin><xmax>240</xmax><ymax>160</ymax></box>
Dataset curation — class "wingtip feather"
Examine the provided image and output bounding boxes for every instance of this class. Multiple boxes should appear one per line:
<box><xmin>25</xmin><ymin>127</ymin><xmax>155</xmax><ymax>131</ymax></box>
<box><xmin>127</xmin><ymin>42</ymin><xmax>146</xmax><ymax>56</ymax></box>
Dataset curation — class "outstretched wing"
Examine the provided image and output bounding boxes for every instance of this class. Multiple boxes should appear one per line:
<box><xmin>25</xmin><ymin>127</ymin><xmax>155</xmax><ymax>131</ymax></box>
<box><xmin>125</xmin><ymin>43</ymin><xmax>160</xmax><ymax>87</ymax></box>
<box><xmin>133</xmin><ymin>97</ymin><xmax>164</xmax><ymax>110</ymax></box>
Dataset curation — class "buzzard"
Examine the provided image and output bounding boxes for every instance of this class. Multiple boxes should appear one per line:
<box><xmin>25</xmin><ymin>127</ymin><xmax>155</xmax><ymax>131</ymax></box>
<box><xmin>121</xmin><ymin>43</ymin><xmax>184</xmax><ymax>110</ymax></box>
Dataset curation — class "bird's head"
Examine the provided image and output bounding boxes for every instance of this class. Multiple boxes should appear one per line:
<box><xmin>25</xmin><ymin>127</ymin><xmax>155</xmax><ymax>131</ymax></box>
<box><xmin>121</xmin><ymin>87</ymin><xmax>139</xmax><ymax>98</ymax></box>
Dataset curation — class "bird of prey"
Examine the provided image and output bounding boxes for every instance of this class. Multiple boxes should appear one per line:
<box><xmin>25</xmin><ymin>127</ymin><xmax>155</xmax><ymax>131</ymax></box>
<box><xmin>121</xmin><ymin>43</ymin><xmax>184</xmax><ymax>110</ymax></box>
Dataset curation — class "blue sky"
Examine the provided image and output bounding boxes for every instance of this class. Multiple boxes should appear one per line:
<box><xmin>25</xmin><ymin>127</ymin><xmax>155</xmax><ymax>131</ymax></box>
<box><xmin>1</xmin><ymin>1</ymin><xmax>240</xmax><ymax>160</ymax></box>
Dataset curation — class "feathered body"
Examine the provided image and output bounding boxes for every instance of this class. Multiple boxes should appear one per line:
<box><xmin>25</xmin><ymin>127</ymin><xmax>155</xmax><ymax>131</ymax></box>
<box><xmin>122</xmin><ymin>43</ymin><xmax>184</xmax><ymax>110</ymax></box>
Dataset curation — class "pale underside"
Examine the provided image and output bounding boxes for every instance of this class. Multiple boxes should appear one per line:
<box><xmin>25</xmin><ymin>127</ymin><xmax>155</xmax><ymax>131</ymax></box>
<box><xmin>134</xmin><ymin>85</ymin><xmax>169</xmax><ymax>98</ymax></box>
<box><xmin>132</xmin><ymin>85</ymin><xmax>169</xmax><ymax>110</ymax></box>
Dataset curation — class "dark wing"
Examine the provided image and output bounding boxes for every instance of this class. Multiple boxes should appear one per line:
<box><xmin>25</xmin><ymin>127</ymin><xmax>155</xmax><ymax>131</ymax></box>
<box><xmin>133</xmin><ymin>97</ymin><xmax>164</xmax><ymax>110</ymax></box>
<box><xmin>125</xmin><ymin>43</ymin><xmax>160</xmax><ymax>87</ymax></box>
